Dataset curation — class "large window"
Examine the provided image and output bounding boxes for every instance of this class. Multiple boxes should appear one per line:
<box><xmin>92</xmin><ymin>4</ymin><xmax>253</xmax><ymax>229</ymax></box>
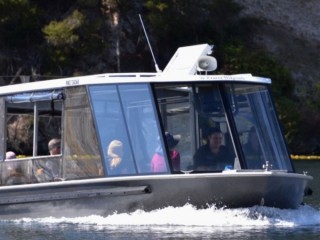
<box><xmin>89</xmin><ymin>85</ymin><xmax>137</xmax><ymax>176</ymax></box>
<box><xmin>154</xmin><ymin>84</ymin><xmax>195</xmax><ymax>170</ymax></box>
<box><xmin>225</xmin><ymin>84</ymin><xmax>293</xmax><ymax>170</ymax></box>
<box><xmin>154</xmin><ymin>83</ymin><xmax>237</xmax><ymax>172</ymax></box>
<box><xmin>90</xmin><ymin>84</ymin><xmax>164</xmax><ymax>175</ymax></box>
<box><xmin>63</xmin><ymin>86</ymin><xmax>103</xmax><ymax>179</ymax></box>
<box><xmin>0</xmin><ymin>90</ymin><xmax>63</xmax><ymax>185</ymax></box>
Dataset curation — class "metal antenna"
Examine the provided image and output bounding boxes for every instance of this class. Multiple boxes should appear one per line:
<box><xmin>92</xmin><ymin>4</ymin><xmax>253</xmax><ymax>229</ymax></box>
<box><xmin>139</xmin><ymin>14</ymin><xmax>161</xmax><ymax>73</ymax></box>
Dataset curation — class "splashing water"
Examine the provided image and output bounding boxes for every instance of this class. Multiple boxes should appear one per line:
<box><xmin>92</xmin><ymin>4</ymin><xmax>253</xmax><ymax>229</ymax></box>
<box><xmin>12</xmin><ymin>203</ymin><xmax>320</xmax><ymax>229</ymax></box>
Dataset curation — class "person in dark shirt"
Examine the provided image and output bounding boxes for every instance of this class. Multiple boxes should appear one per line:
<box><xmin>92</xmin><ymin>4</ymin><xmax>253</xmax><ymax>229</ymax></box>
<box><xmin>193</xmin><ymin>127</ymin><xmax>234</xmax><ymax>171</ymax></box>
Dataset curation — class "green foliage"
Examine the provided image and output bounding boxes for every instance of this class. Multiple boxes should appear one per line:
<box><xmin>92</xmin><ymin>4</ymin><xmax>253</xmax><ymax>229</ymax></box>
<box><xmin>41</xmin><ymin>5</ymin><xmax>110</xmax><ymax>74</ymax></box>
<box><xmin>0</xmin><ymin>0</ymin><xmax>40</xmax><ymax>49</ymax></box>
<box><xmin>143</xmin><ymin>0</ymin><xmax>245</xmax><ymax>67</ymax></box>
<box><xmin>77</xmin><ymin>0</ymin><xmax>99</xmax><ymax>7</ymax></box>
<box><xmin>43</xmin><ymin>10</ymin><xmax>85</xmax><ymax>47</ymax></box>
<box><xmin>220</xmin><ymin>43</ymin><xmax>301</xmax><ymax>147</ymax></box>
<box><xmin>221</xmin><ymin>44</ymin><xmax>294</xmax><ymax>98</ymax></box>
<box><xmin>275</xmin><ymin>97</ymin><xmax>301</xmax><ymax>147</ymax></box>
<box><xmin>302</xmin><ymin>82</ymin><xmax>320</xmax><ymax>111</ymax></box>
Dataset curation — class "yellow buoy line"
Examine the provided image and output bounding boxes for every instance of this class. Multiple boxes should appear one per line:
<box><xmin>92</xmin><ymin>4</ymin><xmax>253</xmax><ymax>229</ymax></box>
<box><xmin>291</xmin><ymin>155</ymin><xmax>320</xmax><ymax>160</ymax></box>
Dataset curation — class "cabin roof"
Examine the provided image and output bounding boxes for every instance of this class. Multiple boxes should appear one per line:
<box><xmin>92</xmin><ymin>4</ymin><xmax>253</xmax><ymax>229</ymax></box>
<box><xmin>0</xmin><ymin>73</ymin><xmax>271</xmax><ymax>96</ymax></box>
<box><xmin>0</xmin><ymin>43</ymin><xmax>272</xmax><ymax>96</ymax></box>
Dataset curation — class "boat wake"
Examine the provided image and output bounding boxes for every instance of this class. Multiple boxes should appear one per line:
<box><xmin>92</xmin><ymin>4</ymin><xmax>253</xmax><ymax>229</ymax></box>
<box><xmin>11</xmin><ymin>203</ymin><xmax>320</xmax><ymax>229</ymax></box>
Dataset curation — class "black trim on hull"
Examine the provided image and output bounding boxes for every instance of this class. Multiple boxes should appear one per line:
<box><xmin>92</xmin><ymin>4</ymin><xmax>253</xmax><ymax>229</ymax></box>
<box><xmin>0</xmin><ymin>186</ymin><xmax>151</xmax><ymax>205</ymax></box>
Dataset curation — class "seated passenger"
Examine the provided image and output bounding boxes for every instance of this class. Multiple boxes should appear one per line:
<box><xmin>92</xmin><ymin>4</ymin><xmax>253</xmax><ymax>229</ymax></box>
<box><xmin>34</xmin><ymin>138</ymin><xmax>61</xmax><ymax>182</ymax></box>
<box><xmin>168</xmin><ymin>133</ymin><xmax>181</xmax><ymax>171</ymax></box>
<box><xmin>151</xmin><ymin>132</ymin><xmax>181</xmax><ymax>172</ymax></box>
<box><xmin>48</xmin><ymin>138</ymin><xmax>61</xmax><ymax>155</ymax></box>
<box><xmin>6</xmin><ymin>151</ymin><xmax>16</xmax><ymax>160</ymax></box>
<box><xmin>107</xmin><ymin>140</ymin><xmax>124</xmax><ymax>175</ymax></box>
<box><xmin>5</xmin><ymin>151</ymin><xmax>17</xmax><ymax>178</ymax></box>
<box><xmin>193</xmin><ymin>127</ymin><xmax>234</xmax><ymax>171</ymax></box>
<box><xmin>5</xmin><ymin>151</ymin><xmax>29</xmax><ymax>185</ymax></box>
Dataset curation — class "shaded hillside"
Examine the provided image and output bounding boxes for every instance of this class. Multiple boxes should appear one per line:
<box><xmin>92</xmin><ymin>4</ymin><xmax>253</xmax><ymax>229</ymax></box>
<box><xmin>234</xmin><ymin>0</ymin><xmax>320</xmax><ymax>97</ymax></box>
<box><xmin>234</xmin><ymin>0</ymin><xmax>320</xmax><ymax>154</ymax></box>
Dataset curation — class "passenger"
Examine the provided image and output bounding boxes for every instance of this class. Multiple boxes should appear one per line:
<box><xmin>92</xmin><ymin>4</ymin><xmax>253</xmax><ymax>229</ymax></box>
<box><xmin>5</xmin><ymin>151</ymin><xmax>29</xmax><ymax>185</ymax></box>
<box><xmin>5</xmin><ymin>151</ymin><xmax>17</xmax><ymax>177</ymax></box>
<box><xmin>243</xmin><ymin>127</ymin><xmax>263</xmax><ymax>168</ymax></box>
<box><xmin>5</xmin><ymin>151</ymin><xmax>17</xmax><ymax>174</ymax></box>
<box><xmin>167</xmin><ymin>132</ymin><xmax>181</xmax><ymax>171</ymax></box>
<box><xmin>34</xmin><ymin>138</ymin><xmax>61</xmax><ymax>182</ymax></box>
<box><xmin>107</xmin><ymin>140</ymin><xmax>124</xmax><ymax>174</ymax></box>
<box><xmin>151</xmin><ymin>132</ymin><xmax>181</xmax><ymax>172</ymax></box>
<box><xmin>6</xmin><ymin>151</ymin><xmax>16</xmax><ymax>160</ymax></box>
<box><xmin>48</xmin><ymin>138</ymin><xmax>61</xmax><ymax>155</ymax></box>
<box><xmin>193</xmin><ymin>127</ymin><xmax>234</xmax><ymax>171</ymax></box>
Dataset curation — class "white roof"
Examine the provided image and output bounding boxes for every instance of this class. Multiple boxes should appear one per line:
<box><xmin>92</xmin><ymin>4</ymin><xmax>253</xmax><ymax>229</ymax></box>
<box><xmin>0</xmin><ymin>43</ymin><xmax>272</xmax><ymax>96</ymax></box>
<box><xmin>0</xmin><ymin>73</ymin><xmax>271</xmax><ymax>96</ymax></box>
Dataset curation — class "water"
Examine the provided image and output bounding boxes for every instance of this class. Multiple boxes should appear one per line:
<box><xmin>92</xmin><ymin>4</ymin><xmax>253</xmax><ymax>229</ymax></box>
<box><xmin>294</xmin><ymin>160</ymin><xmax>320</xmax><ymax>208</ymax></box>
<box><xmin>0</xmin><ymin>160</ymin><xmax>319</xmax><ymax>240</ymax></box>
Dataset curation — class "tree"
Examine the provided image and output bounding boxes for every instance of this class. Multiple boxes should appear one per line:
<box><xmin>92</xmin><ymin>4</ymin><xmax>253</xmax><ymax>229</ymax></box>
<box><xmin>0</xmin><ymin>0</ymin><xmax>41</xmax><ymax>82</ymax></box>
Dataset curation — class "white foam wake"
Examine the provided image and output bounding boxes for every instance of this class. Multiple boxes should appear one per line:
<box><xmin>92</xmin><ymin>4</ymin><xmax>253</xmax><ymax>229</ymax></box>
<box><xmin>13</xmin><ymin>204</ymin><xmax>320</xmax><ymax>229</ymax></box>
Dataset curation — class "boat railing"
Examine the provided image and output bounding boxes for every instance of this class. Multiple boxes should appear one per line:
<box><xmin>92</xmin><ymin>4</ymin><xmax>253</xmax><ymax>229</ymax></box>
<box><xmin>1</xmin><ymin>155</ymin><xmax>62</xmax><ymax>186</ymax></box>
<box><xmin>221</xmin><ymin>169</ymin><xmax>289</xmax><ymax>174</ymax></box>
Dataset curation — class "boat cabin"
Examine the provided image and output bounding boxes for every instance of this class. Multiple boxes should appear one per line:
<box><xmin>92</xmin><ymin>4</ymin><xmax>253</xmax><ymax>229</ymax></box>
<box><xmin>0</xmin><ymin>44</ymin><xmax>295</xmax><ymax>186</ymax></box>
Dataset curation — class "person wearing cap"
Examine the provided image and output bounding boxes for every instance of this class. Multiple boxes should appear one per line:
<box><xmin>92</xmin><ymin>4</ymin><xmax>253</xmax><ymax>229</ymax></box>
<box><xmin>151</xmin><ymin>132</ymin><xmax>181</xmax><ymax>172</ymax></box>
<box><xmin>193</xmin><ymin>127</ymin><xmax>234</xmax><ymax>171</ymax></box>
<box><xmin>48</xmin><ymin>138</ymin><xmax>61</xmax><ymax>155</ymax></box>
<box><xmin>166</xmin><ymin>132</ymin><xmax>181</xmax><ymax>171</ymax></box>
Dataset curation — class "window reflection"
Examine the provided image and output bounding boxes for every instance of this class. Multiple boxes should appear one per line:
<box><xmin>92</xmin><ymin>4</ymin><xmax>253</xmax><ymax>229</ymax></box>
<box><xmin>118</xmin><ymin>84</ymin><xmax>164</xmax><ymax>173</ymax></box>
<box><xmin>64</xmin><ymin>87</ymin><xmax>103</xmax><ymax>179</ymax></box>
<box><xmin>1</xmin><ymin>90</ymin><xmax>64</xmax><ymax>185</ymax></box>
<box><xmin>2</xmin><ymin>159</ymin><xmax>32</xmax><ymax>185</ymax></box>
<box><xmin>90</xmin><ymin>85</ymin><xmax>137</xmax><ymax>176</ymax></box>
<box><xmin>154</xmin><ymin>83</ymin><xmax>237</xmax><ymax>172</ymax></box>
<box><xmin>90</xmin><ymin>84</ymin><xmax>166</xmax><ymax>175</ymax></box>
<box><xmin>225</xmin><ymin>84</ymin><xmax>293</xmax><ymax>171</ymax></box>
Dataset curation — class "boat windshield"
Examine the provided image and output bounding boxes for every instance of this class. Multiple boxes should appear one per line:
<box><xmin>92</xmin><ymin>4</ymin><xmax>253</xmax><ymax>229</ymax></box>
<box><xmin>153</xmin><ymin>82</ymin><xmax>293</xmax><ymax>172</ymax></box>
<box><xmin>224</xmin><ymin>84</ymin><xmax>293</xmax><ymax>171</ymax></box>
<box><xmin>88</xmin><ymin>81</ymin><xmax>292</xmax><ymax>175</ymax></box>
<box><xmin>154</xmin><ymin>83</ymin><xmax>237</xmax><ymax>172</ymax></box>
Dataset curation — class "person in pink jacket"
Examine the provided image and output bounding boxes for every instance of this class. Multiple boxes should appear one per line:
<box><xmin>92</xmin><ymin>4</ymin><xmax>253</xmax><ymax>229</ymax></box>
<box><xmin>151</xmin><ymin>132</ymin><xmax>181</xmax><ymax>172</ymax></box>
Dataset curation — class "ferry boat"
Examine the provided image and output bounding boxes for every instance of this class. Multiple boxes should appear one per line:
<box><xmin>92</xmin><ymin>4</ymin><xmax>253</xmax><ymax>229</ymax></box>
<box><xmin>0</xmin><ymin>44</ymin><xmax>312</xmax><ymax>219</ymax></box>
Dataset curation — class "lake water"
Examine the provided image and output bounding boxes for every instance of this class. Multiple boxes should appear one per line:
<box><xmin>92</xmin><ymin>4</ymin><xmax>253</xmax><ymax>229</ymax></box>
<box><xmin>0</xmin><ymin>160</ymin><xmax>319</xmax><ymax>240</ymax></box>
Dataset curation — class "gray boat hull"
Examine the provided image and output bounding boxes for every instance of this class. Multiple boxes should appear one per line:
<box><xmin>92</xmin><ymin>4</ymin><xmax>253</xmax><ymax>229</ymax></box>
<box><xmin>0</xmin><ymin>171</ymin><xmax>312</xmax><ymax>219</ymax></box>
